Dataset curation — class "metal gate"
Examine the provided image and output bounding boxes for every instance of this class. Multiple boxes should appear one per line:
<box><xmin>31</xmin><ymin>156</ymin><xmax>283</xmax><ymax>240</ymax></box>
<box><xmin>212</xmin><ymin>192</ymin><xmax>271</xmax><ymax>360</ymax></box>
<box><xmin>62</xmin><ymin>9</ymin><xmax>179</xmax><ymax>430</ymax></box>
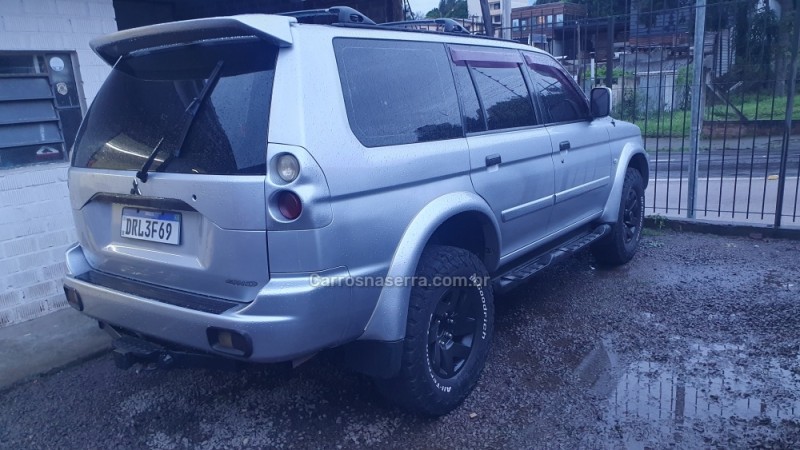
<box><xmin>501</xmin><ymin>0</ymin><xmax>800</xmax><ymax>229</ymax></box>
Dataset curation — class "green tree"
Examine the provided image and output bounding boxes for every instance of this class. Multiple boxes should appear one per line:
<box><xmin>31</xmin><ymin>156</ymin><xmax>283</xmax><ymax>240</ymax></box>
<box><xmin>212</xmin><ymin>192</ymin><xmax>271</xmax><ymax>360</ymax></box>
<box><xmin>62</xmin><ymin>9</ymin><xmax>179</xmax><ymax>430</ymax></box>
<box><xmin>425</xmin><ymin>0</ymin><xmax>468</xmax><ymax>19</ymax></box>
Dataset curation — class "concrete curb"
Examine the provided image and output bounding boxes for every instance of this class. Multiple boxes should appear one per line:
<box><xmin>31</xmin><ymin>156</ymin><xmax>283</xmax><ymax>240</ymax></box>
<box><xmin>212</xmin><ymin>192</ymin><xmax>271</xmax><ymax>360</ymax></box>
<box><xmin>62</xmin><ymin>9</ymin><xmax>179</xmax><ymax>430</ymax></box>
<box><xmin>644</xmin><ymin>216</ymin><xmax>800</xmax><ymax>240</ymax></box>
<box><xmin>0</xmin><ymin>307</ymin><xmax>111</xmax><ymax>392</ymax></box>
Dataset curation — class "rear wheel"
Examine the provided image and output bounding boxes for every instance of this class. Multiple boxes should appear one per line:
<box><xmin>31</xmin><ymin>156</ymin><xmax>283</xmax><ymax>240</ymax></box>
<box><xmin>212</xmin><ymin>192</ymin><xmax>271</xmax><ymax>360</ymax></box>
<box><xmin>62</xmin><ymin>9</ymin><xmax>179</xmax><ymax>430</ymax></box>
<box><xmin>592</xmin><ymin>168</ymin><xmax>645</xmax><ymax>266</ymax></box>
<box><xmin>375</xmin><ymin>245</ymin><xmax>493</xmax><ymax>416</ymax></box>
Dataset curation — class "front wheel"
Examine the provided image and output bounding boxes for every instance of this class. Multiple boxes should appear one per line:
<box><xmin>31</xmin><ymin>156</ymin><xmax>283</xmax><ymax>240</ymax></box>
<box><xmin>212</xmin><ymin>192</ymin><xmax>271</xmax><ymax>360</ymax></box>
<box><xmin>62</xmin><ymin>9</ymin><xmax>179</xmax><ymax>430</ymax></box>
<box><xmin>592</xmin><ymin>168</ymin><xmax>645</xmax><ymax>266</ymax></box>
<box><xmin>375</xmin><ymin>245</ymin><xmax>494</xmax><ymax>416</ymax></box>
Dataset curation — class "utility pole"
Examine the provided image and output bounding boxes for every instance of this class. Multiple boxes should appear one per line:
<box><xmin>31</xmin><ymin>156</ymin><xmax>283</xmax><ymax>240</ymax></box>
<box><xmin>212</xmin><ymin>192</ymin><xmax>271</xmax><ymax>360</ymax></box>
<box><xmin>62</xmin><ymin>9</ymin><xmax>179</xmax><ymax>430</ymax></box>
<box><xmin>479</xmin><ymin>0</ymin><xmax>494</xmax><ymax>37</ymax></box>
<box><xmin>502</xmin><ymin>0</ymin><xmax>512</xmax><ymax>40</ymax></box>
<box><xmin>688</xmin><ymin>0</ymin><xmax>706</xmax><ymax>218</ymax></box>
<box><xmin>774</xmin><ymin>2</ymin><xmax>800</xmax><ymax>227</ymax></box>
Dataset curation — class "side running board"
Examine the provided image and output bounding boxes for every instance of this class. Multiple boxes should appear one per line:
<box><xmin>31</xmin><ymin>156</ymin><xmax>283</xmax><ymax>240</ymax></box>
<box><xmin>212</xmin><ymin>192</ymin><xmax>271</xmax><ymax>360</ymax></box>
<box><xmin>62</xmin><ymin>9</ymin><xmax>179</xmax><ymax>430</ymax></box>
<box><xmin>492</xmin><ymin>224</ymin><xmax>611</xmax><ymax>293</ymax></box>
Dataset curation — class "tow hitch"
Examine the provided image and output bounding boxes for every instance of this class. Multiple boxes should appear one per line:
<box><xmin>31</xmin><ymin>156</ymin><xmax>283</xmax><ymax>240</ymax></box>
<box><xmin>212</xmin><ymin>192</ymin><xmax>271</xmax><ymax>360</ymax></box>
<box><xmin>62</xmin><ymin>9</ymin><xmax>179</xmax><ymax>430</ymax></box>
<box><xmin>112</xmin><ymin>335</ymin><xmax>175</xmax><ymax>370</ymax></box>
<box><xmin>105</xmin><ymin>326</ymin><xmax>237</xmax><ymax>371</ymax></box>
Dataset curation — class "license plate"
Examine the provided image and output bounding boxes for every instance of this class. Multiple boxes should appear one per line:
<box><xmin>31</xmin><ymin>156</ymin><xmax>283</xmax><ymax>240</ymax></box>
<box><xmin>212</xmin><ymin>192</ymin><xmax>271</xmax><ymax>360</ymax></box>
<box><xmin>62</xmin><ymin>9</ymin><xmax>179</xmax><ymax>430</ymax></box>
<box><xmin>120</xmin><ymin>208</ymin><xmax>181</xmax><ymax>245</ymax></box>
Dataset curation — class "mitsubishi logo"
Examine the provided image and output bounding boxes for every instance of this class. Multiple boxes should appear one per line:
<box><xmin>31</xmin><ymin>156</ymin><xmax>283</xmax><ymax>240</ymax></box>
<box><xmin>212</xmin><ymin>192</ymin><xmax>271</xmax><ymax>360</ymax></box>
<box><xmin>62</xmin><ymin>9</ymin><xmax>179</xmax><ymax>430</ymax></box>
<box><xmin>130</xmin><ymin>178</ymin><xmax>141</xmax><ymax>196</ymax></box>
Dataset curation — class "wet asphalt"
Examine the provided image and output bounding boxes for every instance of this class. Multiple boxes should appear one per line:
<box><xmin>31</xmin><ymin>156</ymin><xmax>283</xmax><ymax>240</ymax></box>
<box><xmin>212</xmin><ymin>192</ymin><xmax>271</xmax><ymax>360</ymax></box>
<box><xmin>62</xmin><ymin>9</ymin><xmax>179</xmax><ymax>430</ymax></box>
<box><xmin>1</xmin><ymin>229</ymin><xmax>799</xmax><ymax>449</ymax></box>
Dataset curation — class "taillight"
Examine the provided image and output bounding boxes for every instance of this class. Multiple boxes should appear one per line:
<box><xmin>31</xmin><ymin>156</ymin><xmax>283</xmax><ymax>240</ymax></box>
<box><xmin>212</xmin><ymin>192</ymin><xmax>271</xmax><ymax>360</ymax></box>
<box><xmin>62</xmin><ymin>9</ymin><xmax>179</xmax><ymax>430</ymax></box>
<box><xmin>277</xmin><ymin>191</ymin><xmax>302</xmax><ymax>220</ymax></box>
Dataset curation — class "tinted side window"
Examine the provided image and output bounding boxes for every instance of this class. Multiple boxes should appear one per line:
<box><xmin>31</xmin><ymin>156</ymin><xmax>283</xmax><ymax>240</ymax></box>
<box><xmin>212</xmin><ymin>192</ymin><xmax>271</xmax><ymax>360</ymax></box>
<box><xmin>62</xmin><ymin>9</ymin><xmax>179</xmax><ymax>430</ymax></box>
<box><xmin>468</xmin><ymin>59</ymin><xmax>537</xmax><ymax>131</ymax></box>
<box><xmin>524</xmin><ymin>52</ymin><xmax>590</xmax><ymax>124</ymax></box>
<box><xmin>450</xmin><ymin>63</ymin><xmax>486</xmax><ymax>133</ymax></box>
<box><xmin>334</xmin><ymin>39</ymin><xmax>463</xmax><ymax>147</ymax></box>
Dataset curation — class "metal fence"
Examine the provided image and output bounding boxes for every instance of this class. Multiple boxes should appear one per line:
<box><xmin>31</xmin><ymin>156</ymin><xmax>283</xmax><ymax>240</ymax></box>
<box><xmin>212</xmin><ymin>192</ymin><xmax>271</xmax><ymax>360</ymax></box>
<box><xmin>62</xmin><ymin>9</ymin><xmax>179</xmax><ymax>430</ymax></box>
<box><xmin>489</xmin><ymin>0</ymin><xmax>799</xmax><ymax>229</ymax></box>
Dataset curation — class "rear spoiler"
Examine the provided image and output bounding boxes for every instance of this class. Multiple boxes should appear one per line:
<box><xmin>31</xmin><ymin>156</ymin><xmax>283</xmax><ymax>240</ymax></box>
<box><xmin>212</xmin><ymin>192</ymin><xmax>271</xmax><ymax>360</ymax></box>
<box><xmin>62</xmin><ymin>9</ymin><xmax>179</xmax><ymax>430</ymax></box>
<box><xmin>90</xmin><ymin>14</ymin><xmax>295</xmax><ymax>65</ymax></box>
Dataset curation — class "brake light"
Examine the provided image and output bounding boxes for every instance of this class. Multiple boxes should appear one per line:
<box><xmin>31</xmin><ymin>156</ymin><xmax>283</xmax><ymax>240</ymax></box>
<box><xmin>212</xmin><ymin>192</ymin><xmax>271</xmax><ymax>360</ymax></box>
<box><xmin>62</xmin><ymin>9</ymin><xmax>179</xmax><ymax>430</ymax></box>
<box><xmin>277</xmin><ymin>191</ymin><xmax>302</xmax><ymax>220</ymax></box>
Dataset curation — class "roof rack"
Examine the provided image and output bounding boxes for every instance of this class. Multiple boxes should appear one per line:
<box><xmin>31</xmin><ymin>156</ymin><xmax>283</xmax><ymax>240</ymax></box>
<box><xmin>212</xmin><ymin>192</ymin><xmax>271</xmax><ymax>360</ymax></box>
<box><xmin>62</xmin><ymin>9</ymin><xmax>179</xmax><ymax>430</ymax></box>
<box><xmin>281</xmin><ymin>6</ymin><xmax>375</xmax><ymax>26</ymax></box>
<box><xmin>280</xmin><ymin>6</ymin><xmax>511</xmax><ymax>44</ymax></box>
<box><xmin>380</xmin><ymin>18</ymin><xmax>470</xmax><ymax>34</ymax></box>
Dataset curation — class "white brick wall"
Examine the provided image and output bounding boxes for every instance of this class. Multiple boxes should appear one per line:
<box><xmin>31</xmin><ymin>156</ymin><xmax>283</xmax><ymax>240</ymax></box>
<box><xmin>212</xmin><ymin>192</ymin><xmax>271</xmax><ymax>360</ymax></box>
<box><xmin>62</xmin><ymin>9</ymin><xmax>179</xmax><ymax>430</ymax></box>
<box><xmin>0</xmin><ymin>164</ymin><xmax>76</xmax><ymax>326</ymax></box>
<box><xmin>0</xmin><ymin>0</ymin><xmax>116</xmax><ymax>326</ymax></box>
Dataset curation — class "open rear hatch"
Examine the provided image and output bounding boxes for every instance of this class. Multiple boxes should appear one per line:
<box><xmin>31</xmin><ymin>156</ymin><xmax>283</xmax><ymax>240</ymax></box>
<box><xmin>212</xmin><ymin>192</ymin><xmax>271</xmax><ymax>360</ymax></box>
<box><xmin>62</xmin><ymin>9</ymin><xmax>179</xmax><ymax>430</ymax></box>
<box><xmin>68</xmin><ymin>16</ymin><xmax>294</xmax><ymax>302</ymax></box>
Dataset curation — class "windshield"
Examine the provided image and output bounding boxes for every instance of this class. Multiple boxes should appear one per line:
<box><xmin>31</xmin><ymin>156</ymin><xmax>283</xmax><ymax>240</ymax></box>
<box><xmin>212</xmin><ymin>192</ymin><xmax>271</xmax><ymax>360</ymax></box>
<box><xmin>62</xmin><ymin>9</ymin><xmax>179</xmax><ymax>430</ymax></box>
<box><xmin>72</xmin><ymin>38</ymin><xmax>277</xmax><ymax>175</ymax></box>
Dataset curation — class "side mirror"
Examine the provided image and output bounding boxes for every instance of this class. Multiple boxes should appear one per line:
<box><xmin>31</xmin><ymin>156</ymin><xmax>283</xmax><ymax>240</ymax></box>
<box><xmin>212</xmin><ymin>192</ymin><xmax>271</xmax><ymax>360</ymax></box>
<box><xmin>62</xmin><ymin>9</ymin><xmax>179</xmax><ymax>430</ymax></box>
<box><xmin>590</xmin><ymin>87</ymin><xmax>612</xmax><ymax>118</ymax></box>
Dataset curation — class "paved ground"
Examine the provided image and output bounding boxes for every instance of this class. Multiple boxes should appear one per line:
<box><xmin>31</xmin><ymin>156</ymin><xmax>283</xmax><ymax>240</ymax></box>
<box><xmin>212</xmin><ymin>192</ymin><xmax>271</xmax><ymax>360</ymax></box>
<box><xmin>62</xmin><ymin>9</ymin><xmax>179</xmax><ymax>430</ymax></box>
<box><xmin>1</xmin><ymin>231</ymin><xmax>799</xmax><ymax>449</ymax></box>
<box><xmin>0</xmin><ymin>308</ymin><xmax>110</xmax><ymax>390</ymax></box>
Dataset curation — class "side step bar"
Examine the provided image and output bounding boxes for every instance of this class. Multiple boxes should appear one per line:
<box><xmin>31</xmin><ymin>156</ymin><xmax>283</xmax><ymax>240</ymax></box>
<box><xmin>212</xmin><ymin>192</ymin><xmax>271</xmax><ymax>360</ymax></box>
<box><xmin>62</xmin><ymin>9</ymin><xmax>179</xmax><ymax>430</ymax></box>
<box><xmin>492</xmin><ymin>224</ymin><xmax>611</xmax><ymax>293</ymax></box>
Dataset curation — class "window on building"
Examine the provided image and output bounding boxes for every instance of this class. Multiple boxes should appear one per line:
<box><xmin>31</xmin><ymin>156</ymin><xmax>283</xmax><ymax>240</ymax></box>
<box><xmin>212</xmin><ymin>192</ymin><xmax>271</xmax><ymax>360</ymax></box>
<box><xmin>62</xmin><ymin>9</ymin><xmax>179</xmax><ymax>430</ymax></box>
<box><xmin>547</xmin><ymin>15</ymin><xmax>553</xmax><ymax>24</ymax></box>
<box><xmin>556</xmin><ymin>14</ymin><xmax>564</xmax><ymax>23</ymax></box>
<box><xmin>520</xmin><ymin>18</ymin><xmax>528</xmax><ymax>30</ymax></box>
<box><xmin>491</xmin><ymin>2</ymin><xmax>500</xmax><ymax>10</ymax></box>
<box><xmin>334</xmin><ymin>39</ymin><xmax>463</xmax><ymax>147</ymax></box>
<box><xmin>512</xmin><ymin>19</ymin><xmax>519</xmax><ymax>30</ymax></box>
<box><xmin>0</xmin><ymin>52</ymin><xmax>83</xmax><ymax>168</ymax></box>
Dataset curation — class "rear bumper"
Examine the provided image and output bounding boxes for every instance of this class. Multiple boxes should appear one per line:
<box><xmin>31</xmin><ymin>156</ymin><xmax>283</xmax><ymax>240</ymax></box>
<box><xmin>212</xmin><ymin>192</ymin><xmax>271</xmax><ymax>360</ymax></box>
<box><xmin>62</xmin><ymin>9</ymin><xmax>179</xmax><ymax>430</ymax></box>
<box><xmin>63</xmin><ymin>244</ymin><xmax>353</xmax><ymax>363</ymax></box>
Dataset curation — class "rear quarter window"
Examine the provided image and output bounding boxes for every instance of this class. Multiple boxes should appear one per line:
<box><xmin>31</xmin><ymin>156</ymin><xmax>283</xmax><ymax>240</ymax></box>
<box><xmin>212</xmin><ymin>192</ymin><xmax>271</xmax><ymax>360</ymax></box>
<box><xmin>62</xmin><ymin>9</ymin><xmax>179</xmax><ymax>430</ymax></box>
<box><xmin>333</xmin><ymin>38</ymin><xmax>463</xmax><ymax>148</ymax></box>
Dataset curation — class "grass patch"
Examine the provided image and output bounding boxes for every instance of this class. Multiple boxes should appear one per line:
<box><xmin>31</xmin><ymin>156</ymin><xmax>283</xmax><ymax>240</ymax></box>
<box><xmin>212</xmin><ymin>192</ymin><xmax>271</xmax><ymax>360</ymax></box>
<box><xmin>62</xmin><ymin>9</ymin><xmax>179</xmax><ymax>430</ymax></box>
<box><xmin>708</xmin><ymin>94</ymin><xmax>800</xmax><ymax>121</ymax></box>
<box><xmin>619</xmin><ymin>94</ymin><xmax>800</xmax><ymax>137</ymax></box>
<box><xmin>631</xmin><ymin>112</ymin><xmax>691</xmax><ymax>137</ymax></box>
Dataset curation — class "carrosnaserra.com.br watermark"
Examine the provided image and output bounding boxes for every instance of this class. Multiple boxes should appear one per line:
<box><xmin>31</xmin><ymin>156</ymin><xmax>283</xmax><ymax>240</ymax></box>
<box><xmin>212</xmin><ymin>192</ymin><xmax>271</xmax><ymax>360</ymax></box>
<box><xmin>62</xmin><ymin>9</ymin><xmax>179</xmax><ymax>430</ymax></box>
<box><xmin>309</xmin><ymin>274</ymin><xmax>491</xmax><ymax>288</ymax></box>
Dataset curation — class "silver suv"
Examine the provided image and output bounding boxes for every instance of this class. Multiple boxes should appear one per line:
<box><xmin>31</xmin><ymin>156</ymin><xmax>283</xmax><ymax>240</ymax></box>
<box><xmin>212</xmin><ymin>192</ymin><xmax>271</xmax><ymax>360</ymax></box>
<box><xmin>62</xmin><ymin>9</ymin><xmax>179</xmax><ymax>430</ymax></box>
<box><xmin>63</xmin><ymin>8</ymin><xmax>649</xmax><ymax>416</ymax></box>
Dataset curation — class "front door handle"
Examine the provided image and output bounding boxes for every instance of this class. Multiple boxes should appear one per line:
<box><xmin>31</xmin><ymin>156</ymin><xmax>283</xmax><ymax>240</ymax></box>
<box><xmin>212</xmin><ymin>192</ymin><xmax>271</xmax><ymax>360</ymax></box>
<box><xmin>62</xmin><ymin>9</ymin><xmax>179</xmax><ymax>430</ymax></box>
<box><xmin>486</xmin><ymin>154</ymin><xmax>502</xmax><ymax>167</ymax></box>
<box><xmin>559</xmin><ymin>141</ymin><xmax>570</xmax><ymax>163</ymax></box>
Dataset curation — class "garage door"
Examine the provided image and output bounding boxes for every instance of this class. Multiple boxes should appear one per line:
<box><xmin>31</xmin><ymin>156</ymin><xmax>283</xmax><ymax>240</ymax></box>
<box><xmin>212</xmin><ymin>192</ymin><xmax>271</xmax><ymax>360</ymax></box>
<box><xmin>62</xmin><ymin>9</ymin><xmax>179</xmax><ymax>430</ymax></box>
<box><xmin>0</xmin><ymin>53</ymin><xmax>83</xmax><ymax>168</ymax></box>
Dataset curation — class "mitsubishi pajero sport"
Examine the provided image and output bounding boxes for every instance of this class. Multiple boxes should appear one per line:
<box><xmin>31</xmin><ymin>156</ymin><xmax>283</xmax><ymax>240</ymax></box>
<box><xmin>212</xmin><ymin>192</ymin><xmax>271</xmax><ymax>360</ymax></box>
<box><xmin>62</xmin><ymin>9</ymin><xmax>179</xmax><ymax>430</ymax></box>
<box><xmin>63</xmin><ymin>7</ymin><xmax>649</xmax><ymax>416</ymax></box>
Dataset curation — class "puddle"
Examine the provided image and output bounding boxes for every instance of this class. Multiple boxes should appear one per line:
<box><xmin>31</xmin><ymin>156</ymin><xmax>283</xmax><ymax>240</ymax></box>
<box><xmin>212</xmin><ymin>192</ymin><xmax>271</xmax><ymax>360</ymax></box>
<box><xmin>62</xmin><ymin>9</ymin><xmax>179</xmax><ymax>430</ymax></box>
<box><xmin>575</xmin><ymin>339</ymin><xmax>800</xmax><ymax>448</ymax></box>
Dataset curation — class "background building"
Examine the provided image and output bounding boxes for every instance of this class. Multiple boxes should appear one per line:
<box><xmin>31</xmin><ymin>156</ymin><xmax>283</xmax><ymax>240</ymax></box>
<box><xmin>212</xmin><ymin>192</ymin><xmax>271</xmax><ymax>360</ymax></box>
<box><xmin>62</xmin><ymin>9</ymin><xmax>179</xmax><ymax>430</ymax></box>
<box><xmin>466</xmin><ymin>0</ymin><xmax>530</xmax><ymax>33</ymax></box>
<box><xmin>0</xmin><ymin>0</ymin><xmax>402</xmax><ymax>327</ymax></box>
<box><xmin>511</xmin><ymin>2</ymin><xmax>587</xmax><ymax>57</ymax></box>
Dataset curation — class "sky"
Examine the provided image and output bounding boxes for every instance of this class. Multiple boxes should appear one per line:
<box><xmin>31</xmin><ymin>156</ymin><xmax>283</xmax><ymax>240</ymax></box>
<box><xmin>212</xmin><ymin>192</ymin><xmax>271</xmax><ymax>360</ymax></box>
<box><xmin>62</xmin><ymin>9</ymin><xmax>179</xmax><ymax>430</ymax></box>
<box><xmin>407</xmin><ymin>0</ymin><xmax>448</xmax><ymax>16</ymax></box>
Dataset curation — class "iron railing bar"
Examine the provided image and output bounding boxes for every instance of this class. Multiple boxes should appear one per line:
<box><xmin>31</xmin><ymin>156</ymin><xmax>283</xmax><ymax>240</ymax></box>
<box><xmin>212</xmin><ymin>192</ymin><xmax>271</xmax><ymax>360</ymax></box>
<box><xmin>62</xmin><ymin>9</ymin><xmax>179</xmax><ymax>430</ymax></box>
<box><xmin>745</xmin><ymin>85</ymin><xmax>763</xmax><ymax>219</ymax></box>
<box><xmin>730</xmin><ymin>80</ymin><xmax>748</xmax><ymax>218</ymax></box>
<box><xmin>666</xmin><ymin>53</ymin><xmax>680</xmax><ymax>213</ymax></box>
<box><xmin>652</xmin><ymin>25</ymin><xmax>665</xmax><ymax>214</ymax></box>
<box><xmin>760</xmin><ymin>81</ymin><xmax>779</xmax><ymax>220</ymax></box>
<box><xmin>642</xmin><ymin>12</ymin><xmax>655</xmax><ymax>212</ymax></box>
<box><xmin>717</xmin><ymin>79</ymin><xmax>732</xmax><ymax>217</ymax></box>
<box><xmin>793</xmin><ymin>152</ymin><xmax>799</xmax><ymax>221</ymax></box>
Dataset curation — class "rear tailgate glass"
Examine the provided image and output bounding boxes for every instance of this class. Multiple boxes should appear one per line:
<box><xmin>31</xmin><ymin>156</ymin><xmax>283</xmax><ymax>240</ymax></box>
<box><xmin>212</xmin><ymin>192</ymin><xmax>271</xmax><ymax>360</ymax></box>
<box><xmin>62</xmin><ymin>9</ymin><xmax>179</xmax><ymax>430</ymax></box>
<box><xmin>72</xmin><ymin>38</ymin><xmax>276</xmax><ymax>175</ymax></box>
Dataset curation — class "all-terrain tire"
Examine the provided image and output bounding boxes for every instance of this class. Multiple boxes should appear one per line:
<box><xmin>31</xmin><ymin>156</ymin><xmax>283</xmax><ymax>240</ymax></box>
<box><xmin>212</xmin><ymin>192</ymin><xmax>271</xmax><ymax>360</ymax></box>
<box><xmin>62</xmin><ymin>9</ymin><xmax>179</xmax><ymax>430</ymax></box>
<box><xmin>592</xmin><ymin>168</ymin><xmax>645</xmax><ymax>266</ymax></box>
<box><xmin>375</xmin><ymin>245</ymin><xmax>494</xmax><ymax>416</ymax></box>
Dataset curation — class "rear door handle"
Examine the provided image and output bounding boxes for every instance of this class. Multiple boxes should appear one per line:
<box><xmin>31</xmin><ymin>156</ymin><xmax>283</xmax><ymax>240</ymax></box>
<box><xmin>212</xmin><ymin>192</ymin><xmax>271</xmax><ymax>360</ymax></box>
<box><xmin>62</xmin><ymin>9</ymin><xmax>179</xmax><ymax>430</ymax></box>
<box><xmin>485</xmin><ymin>154</ymin><xmax>501</xmax><ymax>167</ymax></box>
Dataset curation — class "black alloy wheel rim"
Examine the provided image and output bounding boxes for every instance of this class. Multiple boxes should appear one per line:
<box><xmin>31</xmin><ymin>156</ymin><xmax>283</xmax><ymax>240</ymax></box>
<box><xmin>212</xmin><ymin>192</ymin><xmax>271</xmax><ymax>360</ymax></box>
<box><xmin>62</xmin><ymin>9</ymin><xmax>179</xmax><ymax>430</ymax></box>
<box><xmin>623</xmin><ymin>188</ymin><xmax>642</xmax><ymax>243</ymax></box>
<box><xmin>428</xmin><ymin>287</ymin><xmax>479</xmax><ymax>379</ymax></box>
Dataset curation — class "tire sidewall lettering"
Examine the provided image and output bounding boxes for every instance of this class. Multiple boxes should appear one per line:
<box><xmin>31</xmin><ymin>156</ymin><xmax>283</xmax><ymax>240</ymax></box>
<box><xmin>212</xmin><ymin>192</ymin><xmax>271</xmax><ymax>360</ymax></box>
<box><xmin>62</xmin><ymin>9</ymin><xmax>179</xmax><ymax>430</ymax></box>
<box><xmin>425</xmin><ymin>272</ymin><xmax>489</xmax><ymax>393</ymax></box>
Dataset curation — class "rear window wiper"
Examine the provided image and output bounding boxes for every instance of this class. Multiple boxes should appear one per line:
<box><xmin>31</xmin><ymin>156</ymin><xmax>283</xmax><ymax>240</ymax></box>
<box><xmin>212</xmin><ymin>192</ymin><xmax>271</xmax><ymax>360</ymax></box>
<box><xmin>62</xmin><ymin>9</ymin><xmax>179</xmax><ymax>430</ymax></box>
<box><xmin>134</xmin><ymin>60</ymin><xmax>224</xmax><ymax>183</ymax></box>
